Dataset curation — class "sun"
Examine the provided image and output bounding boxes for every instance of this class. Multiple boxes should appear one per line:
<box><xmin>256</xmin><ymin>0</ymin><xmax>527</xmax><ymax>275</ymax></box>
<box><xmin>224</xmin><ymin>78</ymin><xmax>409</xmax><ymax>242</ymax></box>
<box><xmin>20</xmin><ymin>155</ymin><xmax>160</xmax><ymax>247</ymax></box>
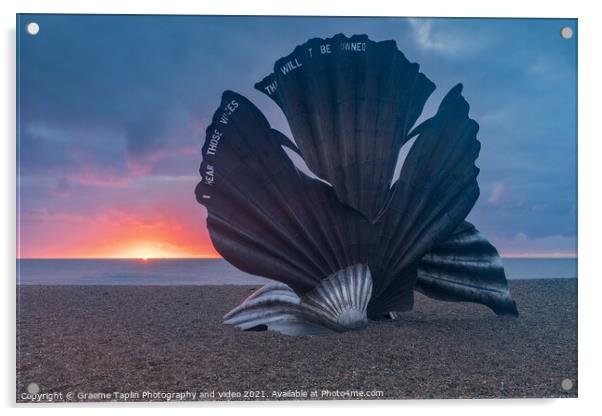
<box><xmin>115</xmin><ymin>241</ymin><xmax>174</xmax><ymax>261</ymax></box>
<box><xmin>110</xmin><ymin>240</ymin><xmax>219</xmax><ymax>261</ymax></box>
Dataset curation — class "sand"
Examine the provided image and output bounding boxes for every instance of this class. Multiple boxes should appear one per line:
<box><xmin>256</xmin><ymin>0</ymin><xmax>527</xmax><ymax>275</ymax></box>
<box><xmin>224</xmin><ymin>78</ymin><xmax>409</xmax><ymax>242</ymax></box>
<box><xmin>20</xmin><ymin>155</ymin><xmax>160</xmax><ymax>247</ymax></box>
<box><xmin>16</xmin><ymin>279</ymin><xmax>577</xmax><ymax>402</ymax></box>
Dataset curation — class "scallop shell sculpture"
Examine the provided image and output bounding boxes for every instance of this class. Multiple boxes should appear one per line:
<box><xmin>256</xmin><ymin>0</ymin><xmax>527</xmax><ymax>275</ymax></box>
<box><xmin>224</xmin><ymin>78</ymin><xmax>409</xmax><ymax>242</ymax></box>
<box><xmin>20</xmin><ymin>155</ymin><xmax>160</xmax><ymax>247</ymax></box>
<box><xmin>195</xmin><ymin>34</ymin><xmax>518</xmax><ymax>336</ymax></box>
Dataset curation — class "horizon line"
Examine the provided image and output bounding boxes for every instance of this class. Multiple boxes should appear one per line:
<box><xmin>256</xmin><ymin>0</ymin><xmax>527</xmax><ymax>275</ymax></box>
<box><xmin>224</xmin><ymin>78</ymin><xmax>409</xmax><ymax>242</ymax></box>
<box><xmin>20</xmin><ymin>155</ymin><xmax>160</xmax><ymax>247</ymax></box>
<box><xmin>16</xmin><ymin>256</ymin><xmax>222</xmax><ymax>260</ymax></box>
<box><xmin>16</xmin><ymin>255</ymin><xmax>578</xmax><ymax>260</ymax></box>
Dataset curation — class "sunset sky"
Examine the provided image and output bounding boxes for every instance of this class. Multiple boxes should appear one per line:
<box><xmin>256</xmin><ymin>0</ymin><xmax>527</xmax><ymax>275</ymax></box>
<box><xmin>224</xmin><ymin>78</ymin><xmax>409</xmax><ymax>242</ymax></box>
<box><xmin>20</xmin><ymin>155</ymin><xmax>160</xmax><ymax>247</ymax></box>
<box><xmin>17</xmin><ymin>15</ymin><xmax>577</xmax><ymax>259</ymax></box>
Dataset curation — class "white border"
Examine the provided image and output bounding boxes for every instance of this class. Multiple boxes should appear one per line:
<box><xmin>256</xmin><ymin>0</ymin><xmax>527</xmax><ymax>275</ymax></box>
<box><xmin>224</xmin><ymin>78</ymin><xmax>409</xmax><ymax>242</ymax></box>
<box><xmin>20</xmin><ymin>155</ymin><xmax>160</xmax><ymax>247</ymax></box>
<box><xmin>2</xmin><ymin>1</ymin><xmax>600</xmax><ymax>415</ymax></box>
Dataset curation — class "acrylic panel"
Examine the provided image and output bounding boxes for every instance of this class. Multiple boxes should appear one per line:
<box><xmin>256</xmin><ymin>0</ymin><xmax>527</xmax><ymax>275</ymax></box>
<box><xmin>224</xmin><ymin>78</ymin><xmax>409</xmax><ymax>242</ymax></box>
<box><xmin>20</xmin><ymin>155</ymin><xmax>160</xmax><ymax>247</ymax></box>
<box><xmin>16</xmin><ymin>14</ymin><xmax>577</xmax><ymax>402</ymax></box>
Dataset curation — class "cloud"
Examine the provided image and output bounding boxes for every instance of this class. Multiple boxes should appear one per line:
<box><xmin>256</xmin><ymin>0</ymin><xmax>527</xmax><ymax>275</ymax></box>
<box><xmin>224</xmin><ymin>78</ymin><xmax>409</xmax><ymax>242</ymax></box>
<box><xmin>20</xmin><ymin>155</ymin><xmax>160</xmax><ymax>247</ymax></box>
<box><xmin>17</xmin><ymin>15</ymin><xmax>212</xmax><ymax>190</ymax></box>
<box><xmin>487</xmin><ymin>182</ymin><xmax>505</xmax><ymax>203</ymax></box>
<box><xmin>408</xmin><ymin>19</ymin><xmax>448</xmax><ymax>52</ymax></box>
<box><xmin>493</xmin><ymin>232</ymin><xmax>577</xmax><ymax>257</ymax></box>
<box><xmin>407</xmin><ymin>18</ymin><xmax>484</xmax><ymax>56</ymax></box>
<box><xmin>49</xmin><ymin>178</ymin><xmax>71</xmax><ymax>197</ymax></box>
<box><xmin>19</xmin><ymin>117</ymin><xmax>200</xmax><ymax>191</ymax></box>
<box><xmin>16</xmin><ymin>15</ymin><xmax>577</xmax><ymax>258</ymax></box>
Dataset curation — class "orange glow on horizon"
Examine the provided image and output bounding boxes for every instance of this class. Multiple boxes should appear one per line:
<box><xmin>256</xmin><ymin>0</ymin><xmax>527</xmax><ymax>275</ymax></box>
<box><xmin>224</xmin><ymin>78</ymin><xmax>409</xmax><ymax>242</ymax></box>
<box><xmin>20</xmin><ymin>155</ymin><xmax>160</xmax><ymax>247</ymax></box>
<box><xmin>16</xmin><ymin>206</ymin><xmax>575</xmax><ymax>260</ymax></box>
<box><xmin>17</xmin><ymin>207</ymin><xmax>222</xmax><ymax>259</ymax></box>
<box><xmin>16</xmin><ymin>244</ymin><xmax>222</xmax><ymax>260</ymax></box>
<box><xmin>105</xmin><ymin>239</ymin><xmax>220</xmax><ymax>260</ymax></box>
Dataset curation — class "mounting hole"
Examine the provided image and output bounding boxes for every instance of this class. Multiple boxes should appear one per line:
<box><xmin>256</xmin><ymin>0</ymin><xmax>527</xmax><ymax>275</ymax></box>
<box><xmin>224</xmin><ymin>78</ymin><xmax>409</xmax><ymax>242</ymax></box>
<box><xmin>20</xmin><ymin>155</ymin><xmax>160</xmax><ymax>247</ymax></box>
<box><xmin>561</xmin><ymin>378</ymin><xmax>573</xmax><ymax>391</ymax></box>
<box><xmin>26</xmin><ymin>22</ymin><xmax>40</xmax><ymax>36</ymax></box>
<box><xmin>27</xmin><ymin>382</ymin><xmax>40</xmax><ymax>394</ymax></box>
<box><xmin>560</xmin><ymin>26</ymin><xmax>573</xmax><ymax>39</ymax></box>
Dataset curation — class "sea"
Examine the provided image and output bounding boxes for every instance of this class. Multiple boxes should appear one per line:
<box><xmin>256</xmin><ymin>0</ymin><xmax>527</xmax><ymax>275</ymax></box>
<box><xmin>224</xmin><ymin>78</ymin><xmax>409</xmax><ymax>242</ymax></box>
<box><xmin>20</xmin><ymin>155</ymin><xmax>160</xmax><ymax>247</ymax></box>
<box><xmin>16</xmin><ymin>258</ymin><xmax>577</xmax><ymax>286</ymax></box>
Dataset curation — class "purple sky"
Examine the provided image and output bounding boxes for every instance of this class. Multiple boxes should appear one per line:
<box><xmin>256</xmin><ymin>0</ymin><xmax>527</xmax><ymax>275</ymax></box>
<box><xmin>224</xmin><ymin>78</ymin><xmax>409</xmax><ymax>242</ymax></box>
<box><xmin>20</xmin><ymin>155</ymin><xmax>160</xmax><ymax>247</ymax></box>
<box><xmin>17</xmin><ymin>15</ymin><xmax>577</xmax><ymax>258</ymax></box>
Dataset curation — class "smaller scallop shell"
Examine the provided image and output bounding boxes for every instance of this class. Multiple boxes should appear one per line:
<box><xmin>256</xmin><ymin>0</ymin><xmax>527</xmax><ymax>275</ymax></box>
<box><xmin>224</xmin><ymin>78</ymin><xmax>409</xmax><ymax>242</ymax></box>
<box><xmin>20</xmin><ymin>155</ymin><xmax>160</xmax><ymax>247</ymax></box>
<box><xmin>302</xmin><ymin>264</ymin><xmax>372</xmax><ymax>330</ymax></box>
<box><xmin>223</xmin><ymin>264</ymin><xmax>373</xmax><ymax>335</ymax></box>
